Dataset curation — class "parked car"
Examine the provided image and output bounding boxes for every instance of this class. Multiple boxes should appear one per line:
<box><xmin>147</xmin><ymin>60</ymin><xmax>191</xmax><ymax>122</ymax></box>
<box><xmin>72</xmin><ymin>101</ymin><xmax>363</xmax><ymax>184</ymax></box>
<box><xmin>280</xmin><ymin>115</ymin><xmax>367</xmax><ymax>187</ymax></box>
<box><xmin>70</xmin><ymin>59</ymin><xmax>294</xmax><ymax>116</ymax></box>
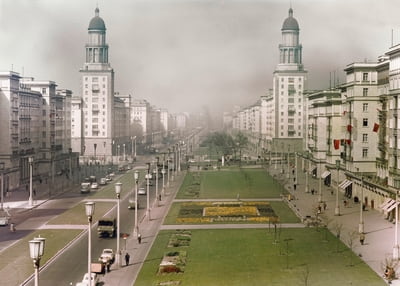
<box><xmin>99</xmin><ymin>248</ymin><xmax>115</xmax><ymax>264</ymax></box>
<box><xmin>90</xmin><ymin>182</ymin><xmax>99</xmax><ymax>189</ymax></box>
<box><xmin>99</xmin><ymin>178</ymin><xmax>107</xmax><ymax>185</ymax></box>
<box><xmin>79</xmin><ymin>272</ymin><xmax>99</xmax><ymax>286</ymax></box>
<box><xmin>81</xmin><ymin>182</ymin><xmax>91</xmax><ymax>194</ymax></box>
<box><xmin>138</xmin><ymin>187</ymin><xmax>146</xmax><ymax>195</ymax></box>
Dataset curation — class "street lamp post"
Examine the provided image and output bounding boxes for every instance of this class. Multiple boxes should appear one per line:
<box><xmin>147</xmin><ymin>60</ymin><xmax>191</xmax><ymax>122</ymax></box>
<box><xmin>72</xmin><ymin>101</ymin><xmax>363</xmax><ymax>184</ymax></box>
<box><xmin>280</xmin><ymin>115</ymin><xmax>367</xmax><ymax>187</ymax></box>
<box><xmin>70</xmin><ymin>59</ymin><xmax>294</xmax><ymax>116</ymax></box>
<box><xmin>29</xmin><ymin>236</ymin><xmax>46</xmax><ymax>286</ymax></box>
<box><xmin>394</xmin><ymin>190</ymin><xmax>399</xmax><ymax>260</ymax></box>
<box><xmin>146</xmin><ymin>162</ymin><xmax>151</xmax><ymax>220</ymax></box>
<box><xmin>84</xmin><ymin>202</ymin><xmax>95</xmax><ymax>281</ymax></box>
<box><xmin>29</xmin><ymin>157</ymin><xmax>34</xmax><ymax>207</ymax></box>
<box><xmin>305</xmin><ymin>153</ymin><xmax>309</xmax><ymax>193</ymax></box>
<box><xmin>123</xmin><ymin>144</ymin><xmax>126</xmax><ymax>161</ymax></box>
<box><xmin>287</xmin><ymin>145</ymin><xmax>290</xmax><ymax>179</ymax></box>
<box><xmin>117</xmin><ymin>145</ymin><xmax>120</xmax><ymax>162</ymax></box>
<box><xmin>0</xmin><ymin>162</ymin><xmax>4</xmax><ymax>210</ymax></box>
<box><xmin>359</xmin><ymin>176</ymin><xmax>364</xmax><ymax>234</ymax></box>
<box><xmin>162</xmin><ymin>167</ymin><xmax>166</xmax><ymax>197</ymax></box>
<box><xmin>155</xmin><ymin>157</ymin><xmax>159</xmax><ymax>206</ymax></box>
<box><xmin>134</xmin><ymin>171</ymin><xmax>139</xmax><ymax>237</ymax></box>
<box><xmin>335</xmin><ymin>160</ymin><xmax>341</xmax><ymax>216</ymax></box>
<box><xmin>69</xmin><ymin>148</ymin><xmax>73</xmax><ymax>184</ymax></box>
<box><xmin>167</xmin><ymin>149</ymin><xmax>171</xmax><ymax>186</ymax></box>
<box><xmin>318</xmin><ymin>161</ymin><xmax>323</xmax><ymax>203</ymax></box>
<box><xmin>115</xmin><ymin>182</ymin><xmax>122</xmax><ymax>267</ymax></box>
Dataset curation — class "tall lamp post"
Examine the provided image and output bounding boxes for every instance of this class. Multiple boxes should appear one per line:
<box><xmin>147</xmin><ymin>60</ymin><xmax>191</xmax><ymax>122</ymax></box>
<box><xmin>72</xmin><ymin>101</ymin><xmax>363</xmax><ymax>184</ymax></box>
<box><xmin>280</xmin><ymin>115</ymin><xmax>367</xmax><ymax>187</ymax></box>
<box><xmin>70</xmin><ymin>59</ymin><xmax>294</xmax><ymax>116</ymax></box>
<box><xmin>29</xmin><ymin>157</ymin><xmax>34</xmax><ymax>207</ymax></box>
<box><xmin>162</xmin><ymin>167</ymin><xmax>166</xmax><ymax>197</ymax></box>
<box><xmin>134</xmin><ymin>171</ymin><xmax>139</xmax><ymax>237</ymax></box>
<box><xmin>287</xmin><ymin>145</ymin><xmax>290</xmax><ymax>179</ymax></box>
<box><xmin>335</xmin><ymin>160</ymin><xmax>341</xmax><ymax>216</ymax></box>
<box><xmin>155</xmin><ymin>157</ymin><xmax>159</xmax><ymax>206</ymax></box>
<box><xmin>167</xmin><ymin>148</ymin><xmax>171</xmax><ymax>186</ymax></box>
<box><xmin>146</xmin><ymin>162</ymin><xmax>151</xmax><ymax>220</ymax></box>
<box><xmin>394</xmin><ymin>189</ymin><xmax>399</xmax><ymax>260</ymax></box>
<box><xmin>29</xmin><ymin>236</ymin><xmax>46</xmax><ymax>286</ymax></box>
<box><xmin>359</xmin><ymin>176</ymin><xmax>364</xmax><ymax>234</ymax></box>
<box><xmin>0</xmin><ymin>162</ymin><xmax>4</xmax><ymax>210</ymax></box>
<box><xmin>318</xmin><ymin>161</ymin><xmax>323</xmax><ymax>203</ymax></box>
<box><xmin>305</xmin><ymin>152</ymin><xmax>309</xmax><ymax>193</ymax></box>
<box><xmin>115</xmin><ymin>182</ymin><xmax>122</xmax><ymax>267</ymax></box>
<box><xmin>84</xmin><ymin>202</ymin><xmax>95</xmax><ymax>280</ymax></box>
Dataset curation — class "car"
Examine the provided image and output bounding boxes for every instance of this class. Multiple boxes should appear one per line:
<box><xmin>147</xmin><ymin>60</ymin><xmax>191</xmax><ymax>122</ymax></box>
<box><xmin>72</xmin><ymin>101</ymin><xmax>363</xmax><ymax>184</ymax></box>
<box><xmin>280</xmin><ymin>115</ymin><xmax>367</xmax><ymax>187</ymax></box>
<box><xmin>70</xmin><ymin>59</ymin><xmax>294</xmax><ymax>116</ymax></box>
<box><xmin>79</xmin><ymin>272</ymin><xmax>99</xmax><ymax>286</ymax></box>
<box><xmin>99</xmin><ymin>248</ymin><xmax>115</xmax><ymax>264</ymax></box>
<box><xmin>90</xmin><ymin>182</ymin><xmax>99</xmax><ymax>189</ymax></box>
<box><xmin>99</xmin><ymin>178</ymin><xmax>107</xmax><ymax>185</ymax></box>
<box><xmin>128</xmin><ymin>199</ymin><xmax>139</xmax><ymax>209</ymax></box>
<box><xmin>138</xmin><ymin>187</ymin><xmax>146</xmax><ymax>195</ymax></box>
<box><xmin>105</xmin><ymin>175</ymin><xmax>112</xmax><ymax>182</ymax></box>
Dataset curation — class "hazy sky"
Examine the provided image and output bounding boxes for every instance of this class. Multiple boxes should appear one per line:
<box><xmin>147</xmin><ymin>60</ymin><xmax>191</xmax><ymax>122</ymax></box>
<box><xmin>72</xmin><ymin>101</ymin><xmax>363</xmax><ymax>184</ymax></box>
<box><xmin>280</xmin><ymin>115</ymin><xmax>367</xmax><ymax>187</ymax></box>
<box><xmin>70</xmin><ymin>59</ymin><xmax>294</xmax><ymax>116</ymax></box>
<box><xmin>0</xmin><ymin>0</ymin><xmax>399</xmax><ymax>114</ymax></box>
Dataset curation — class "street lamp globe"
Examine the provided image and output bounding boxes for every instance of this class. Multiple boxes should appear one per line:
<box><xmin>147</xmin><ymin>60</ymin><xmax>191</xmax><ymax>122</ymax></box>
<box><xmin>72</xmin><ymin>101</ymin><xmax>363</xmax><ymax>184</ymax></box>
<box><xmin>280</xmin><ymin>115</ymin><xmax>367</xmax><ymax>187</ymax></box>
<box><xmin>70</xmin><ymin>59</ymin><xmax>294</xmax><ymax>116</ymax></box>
<box><xmin>84</xmin><ymin>201</ymin><xmax>95</xmax><ymax>218</ymax></box>
<box><xmin>134</xmin><ymin>170</ymin><xmax>139</xmax><ymax>181</ymax></box>
<box><xmin>35</xmin><ymin>237</ymin><xmax>46</xmax><ymax>257</ymax></box>
<box><xmin>29</xmin><ymin>240</ymin><xmax>41</xmax><ymax>260</ymax></box>
<box><xmin>115</xmin><ymin>182</ymin><xmax>122</xmax><ymax>198</ymax></box>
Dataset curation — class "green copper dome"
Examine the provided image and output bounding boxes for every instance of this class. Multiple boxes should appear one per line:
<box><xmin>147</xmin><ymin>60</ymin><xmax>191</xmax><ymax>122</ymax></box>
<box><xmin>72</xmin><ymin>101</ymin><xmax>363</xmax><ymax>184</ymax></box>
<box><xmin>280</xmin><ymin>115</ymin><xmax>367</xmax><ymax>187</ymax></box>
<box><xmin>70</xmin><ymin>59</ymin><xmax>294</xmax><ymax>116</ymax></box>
<box><xmin>282</xmin><ymin>8</ymin><xmax>299</xmax><ymax>31</ymax></box>
<box><xmin>88</xmin><ymin>7</ymin><xmax>106</xmax><ymax>31</ymax></box>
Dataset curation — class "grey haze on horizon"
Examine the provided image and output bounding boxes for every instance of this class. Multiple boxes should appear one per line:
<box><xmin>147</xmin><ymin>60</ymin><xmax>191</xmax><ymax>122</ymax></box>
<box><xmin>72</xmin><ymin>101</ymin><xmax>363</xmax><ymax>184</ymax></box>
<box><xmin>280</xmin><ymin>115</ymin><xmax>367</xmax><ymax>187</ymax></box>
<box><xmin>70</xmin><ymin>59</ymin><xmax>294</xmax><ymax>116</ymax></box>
<box><xmin>0</xmin><ymin>0</ymin><xmax>398</xmax><ymax>115</ymax></box>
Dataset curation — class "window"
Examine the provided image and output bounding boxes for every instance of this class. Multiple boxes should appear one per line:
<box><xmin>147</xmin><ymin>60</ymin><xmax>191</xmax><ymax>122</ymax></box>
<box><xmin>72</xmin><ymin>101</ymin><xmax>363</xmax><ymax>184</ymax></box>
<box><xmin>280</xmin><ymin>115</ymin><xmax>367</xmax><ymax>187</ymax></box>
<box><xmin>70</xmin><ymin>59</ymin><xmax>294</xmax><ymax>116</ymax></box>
<box><xmin>363</xmin><ymin>73</ymin><xmax>368</xmax><ymax>81</ymax></box>
<box><xmin>362</xmin><ymin>134</ymin><xmax>368</xmax><ymax>142</ymax></box>
<box><xmin>281</xmin><ymin>112</ymin><xmax>284</xmax><ymax>115</ymax></box>
<box><xmin>363</xmin><ymin>118</ymin><xmax>368</xmax><ymax>127</ymax></box>
<box><xmin>362</xmin><ymin>148</ymin><xmax>368</xmax><ymax>158</ymax></box>
<box><xmin>363</xmin><ymin>88</ymin><xmax>368</xmax><ymax>96</ymax></box>
<box><xmin>288</xmin><ymin>77</ymin><xmax>294</xmax><ymax>83</ymax></box>
<box><xmin>92</xmin><ymin>77</ymin><xmax>98</xmax><ymax>82</ymax></box>
<box><xmin>363</xmin><ymin>103</ymin><xmax>368</xmax><ymax>111</ymax></box>
<box><xmin>42</xmin><ymin>88</ymin><xmax>47</xmax><ymax>95</ymax></box>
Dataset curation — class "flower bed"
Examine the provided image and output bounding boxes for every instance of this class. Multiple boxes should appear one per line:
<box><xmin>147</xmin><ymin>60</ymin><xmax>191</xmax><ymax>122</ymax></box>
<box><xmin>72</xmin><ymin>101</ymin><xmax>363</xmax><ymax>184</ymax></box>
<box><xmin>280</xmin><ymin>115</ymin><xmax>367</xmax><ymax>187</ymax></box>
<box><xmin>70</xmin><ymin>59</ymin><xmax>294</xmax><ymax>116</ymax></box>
<box><xmin>203</xmin><ymin>206</ymin><xmax>259</xmax><ymax>217</ymax></box>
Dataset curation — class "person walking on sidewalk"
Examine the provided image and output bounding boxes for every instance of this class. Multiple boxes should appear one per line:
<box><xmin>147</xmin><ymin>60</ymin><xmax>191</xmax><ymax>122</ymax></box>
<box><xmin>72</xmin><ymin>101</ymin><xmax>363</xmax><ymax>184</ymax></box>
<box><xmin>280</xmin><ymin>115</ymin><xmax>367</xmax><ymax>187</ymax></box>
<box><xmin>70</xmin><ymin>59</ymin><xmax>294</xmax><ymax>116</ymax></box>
<box><xmin>125</xmin><ymin>252</ymin><xmax>130</xmax><ymax>266</ymax></box>
<box><xmin>138</xmin><ymin>233</ymin><xmax>142</xmax><ymax>244</ymax></box>
<box><xmin>360</xmin><ymin>233</ymin><xmax>365</xmax><ymax>245</ymax></box>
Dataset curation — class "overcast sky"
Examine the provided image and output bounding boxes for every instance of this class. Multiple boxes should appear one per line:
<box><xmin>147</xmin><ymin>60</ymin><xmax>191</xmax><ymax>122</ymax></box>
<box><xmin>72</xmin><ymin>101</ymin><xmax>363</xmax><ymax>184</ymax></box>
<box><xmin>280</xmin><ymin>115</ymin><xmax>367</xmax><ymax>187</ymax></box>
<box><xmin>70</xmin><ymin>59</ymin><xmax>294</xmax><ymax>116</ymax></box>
<box><xmin>0</xmin><ymin>0</ymin><xmax>399</xmax><ymax>115</ymax></box>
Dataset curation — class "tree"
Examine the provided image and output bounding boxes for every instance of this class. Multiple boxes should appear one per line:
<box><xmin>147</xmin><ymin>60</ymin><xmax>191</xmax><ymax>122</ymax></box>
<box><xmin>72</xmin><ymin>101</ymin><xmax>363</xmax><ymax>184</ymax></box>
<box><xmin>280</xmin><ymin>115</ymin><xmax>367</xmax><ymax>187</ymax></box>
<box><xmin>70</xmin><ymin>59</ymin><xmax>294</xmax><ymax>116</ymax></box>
<box><xmin>234</xmin><ymin>132</ymin><xmax>249</xmax><ymax>166</ymax></box>
<box><xmin>346</xmin><ymin>230</ymin><xmax>358</xmax><ymax>267</ymax></box>
<box><xmin>333</xmin><ymin>222</ymin><xmax>343</xmax><ymax>253</ymax></box>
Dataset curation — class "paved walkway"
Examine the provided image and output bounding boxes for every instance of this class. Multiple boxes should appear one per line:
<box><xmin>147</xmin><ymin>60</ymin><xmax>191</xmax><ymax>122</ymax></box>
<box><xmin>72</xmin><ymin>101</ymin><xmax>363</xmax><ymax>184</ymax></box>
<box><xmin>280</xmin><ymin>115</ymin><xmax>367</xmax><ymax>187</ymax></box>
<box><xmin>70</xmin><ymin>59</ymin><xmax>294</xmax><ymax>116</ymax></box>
<box><xmin>100</xmin><ymin>171</ymin><xmax>187</xmax><ymax>285</ymax></box>
<box><xmin>267</xmin><ymin>161</ymin><xmax>397</xmax><ymax>285</ymax></box>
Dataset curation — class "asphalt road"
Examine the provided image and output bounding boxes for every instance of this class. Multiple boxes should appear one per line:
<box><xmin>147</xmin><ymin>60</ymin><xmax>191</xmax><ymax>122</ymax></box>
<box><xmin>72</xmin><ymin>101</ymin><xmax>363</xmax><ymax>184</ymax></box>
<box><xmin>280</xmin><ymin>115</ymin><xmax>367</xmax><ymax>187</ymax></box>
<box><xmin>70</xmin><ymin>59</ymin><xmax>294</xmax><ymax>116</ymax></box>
<box><xmin>23</xmin><ymin>175</ymin><xmax>157</xmax><ymax>286</ymax></box>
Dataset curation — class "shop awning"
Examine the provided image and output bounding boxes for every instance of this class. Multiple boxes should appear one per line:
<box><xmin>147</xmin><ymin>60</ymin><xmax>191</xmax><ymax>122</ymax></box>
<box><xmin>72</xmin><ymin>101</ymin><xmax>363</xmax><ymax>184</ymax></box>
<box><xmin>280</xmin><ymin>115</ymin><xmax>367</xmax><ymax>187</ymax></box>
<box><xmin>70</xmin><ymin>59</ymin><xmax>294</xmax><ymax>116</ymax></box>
<box><xmin>379</xmin><ymin>198</ymin><xmax>392</xmax><ymax>210</ymax></box>
<box><xmin>386</xmin><ymin>201</ymin><xmax>399</xmax><ymax>213</ymax></box>
<box><xmin>339</xmin><ymin>179</ymin><xmax>352</xmax><ymax>189</ymax></box>
<box><xmin>321</xmin><ymin>171</ymin><xmax>331</xmax><ymax>179</ymax></box>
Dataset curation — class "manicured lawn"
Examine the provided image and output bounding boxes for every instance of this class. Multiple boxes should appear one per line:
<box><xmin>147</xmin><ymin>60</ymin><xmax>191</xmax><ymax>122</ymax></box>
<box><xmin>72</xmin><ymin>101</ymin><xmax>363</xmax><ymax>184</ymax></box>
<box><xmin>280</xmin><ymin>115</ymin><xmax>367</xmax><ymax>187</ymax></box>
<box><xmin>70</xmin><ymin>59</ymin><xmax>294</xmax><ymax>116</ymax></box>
<box><xmin>164</xmin><ymin>201</ymin><xmax>300</xmax><ymax>224</ymax></box>
<box><xmin>0</xmin><ymin>229</ymin><xmax>81</xmax><ymax>285</ymax></box>
<box><xmin>135</xmin><ymin>228</ymin><xmax>385</xmax><ymax>286</ymax></box>
<box><xmin>176</xmin><ymin>168</ymin><xmax>286</xmax><ymax>199</ymax></box>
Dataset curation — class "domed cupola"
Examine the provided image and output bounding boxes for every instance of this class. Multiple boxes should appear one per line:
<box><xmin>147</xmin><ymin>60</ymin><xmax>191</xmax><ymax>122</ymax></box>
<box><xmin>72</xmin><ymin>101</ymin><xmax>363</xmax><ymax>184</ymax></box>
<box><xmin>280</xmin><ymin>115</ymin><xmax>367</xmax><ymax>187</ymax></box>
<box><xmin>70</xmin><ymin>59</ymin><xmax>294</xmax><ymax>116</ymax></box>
<box><xmin>282</xmin><ymin>8</ymin><xmax>299</xmax><ymax>31</ymax></box>
<box><xmin>88</xmin><ymin>7</ymin><xmax>106</xmax><ymax>31</ymax></box>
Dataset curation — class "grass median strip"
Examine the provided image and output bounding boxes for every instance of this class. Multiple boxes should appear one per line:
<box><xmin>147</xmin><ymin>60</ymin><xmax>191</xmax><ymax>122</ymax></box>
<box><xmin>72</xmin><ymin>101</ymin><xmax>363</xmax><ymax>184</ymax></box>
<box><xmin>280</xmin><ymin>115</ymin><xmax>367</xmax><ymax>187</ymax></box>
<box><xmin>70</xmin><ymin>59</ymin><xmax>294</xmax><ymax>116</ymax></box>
<box><xmin>0</xmin><ymin>229</ymin><xmax>81</xmax><ymax>286</ymax></box>
<box><xmin>135</xmin><ymin>228</ymin><xmax>386</xmax><ymax>286</ymax></box>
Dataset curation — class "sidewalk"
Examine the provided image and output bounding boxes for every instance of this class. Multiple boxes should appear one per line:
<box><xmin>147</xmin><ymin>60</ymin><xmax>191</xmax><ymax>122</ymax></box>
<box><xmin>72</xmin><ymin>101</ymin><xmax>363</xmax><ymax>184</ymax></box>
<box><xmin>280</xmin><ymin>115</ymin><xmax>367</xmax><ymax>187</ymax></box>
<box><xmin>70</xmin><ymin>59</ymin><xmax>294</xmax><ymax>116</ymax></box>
<box><xmin>267</xmin><ymin>162</ymin><xmax>397</xmax><ymax>285</ymax></box>
<box><xmin>100</xmin><ymin>171</ymin><xmax>186</xmax><ymax>286</ymax></box>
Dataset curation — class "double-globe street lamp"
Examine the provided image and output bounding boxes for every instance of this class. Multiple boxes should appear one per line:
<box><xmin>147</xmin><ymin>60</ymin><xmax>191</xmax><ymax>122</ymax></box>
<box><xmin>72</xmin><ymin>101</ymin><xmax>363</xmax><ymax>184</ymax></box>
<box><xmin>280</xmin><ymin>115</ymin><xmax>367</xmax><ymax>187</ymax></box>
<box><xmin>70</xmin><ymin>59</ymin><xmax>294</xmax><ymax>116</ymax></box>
<box><xmin>146</xmin><ymin>162</ymin><xmax>151</xmax><ymax>220</ymax></box>
<box><xmin>335</xmin><ymin>160</ymin><xmax>341</xmax><ymax>216</ymax></box>
<box><xmin>134</xmin><ymin>171</ymin><xmax>139</xmax><ymax>237</ymax></box>
<box><xmin>29</xmin><ymin>236</ymin><xmax>46</xmax><ymax>286</ymax></box>
<box><xmin>115</xmin><ymin>182</ymin><xmax>122</xmax><ymax>267</ymax></box>
<box><xmin>84</xmin><ymin>202</ymin><xmax>95</xmax><ymax>283</ymax></box>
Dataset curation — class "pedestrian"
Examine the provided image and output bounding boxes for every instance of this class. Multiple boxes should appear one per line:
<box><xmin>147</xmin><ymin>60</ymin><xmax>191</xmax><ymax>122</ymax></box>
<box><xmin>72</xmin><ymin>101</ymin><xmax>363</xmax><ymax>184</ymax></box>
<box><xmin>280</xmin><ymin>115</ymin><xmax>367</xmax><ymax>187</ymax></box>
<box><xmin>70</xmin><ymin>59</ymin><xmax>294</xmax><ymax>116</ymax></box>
<box><xmin>311</xmin><ymin>188</ymin><xmax>315</xmax><ymax>195</ymax></box>
<box><xmin>323</xmin><ymin>202</ymin><xmax>327</xmax><ymax>211</ymax></box>
<box><xmin>138</xmin><ymin>233</ymin><xmax>142</xmax><ymax>244</ymax></box>
<box><xmin>343</xmin><ymin>200</ymin><xmax>347</xmax><ymax>207</ymax></box>
<box><xmin>125</xmin><ymin>252</ymin><xmax>130</xmax><ymax>266</ymax></box>
<box><xmin>159</xmin><ymin>194</ymin><xmax>161</xmax><ymax>201</ymax></box>
<box><xmin>33</xmin><ymin>189</ymin><xmax>36</xmax><ymax>197</ymax></box>
<box><xmin>317</xmin><ymin>205</ymin><xmax>322</xmax><ymax>214</ymax></box>
<box><xmin>360</xmin><ymin>233</ymin><xmax>365</xmax><ymax>245</ymax></box>
<box><xmin>293</xmin><ymin>184</ymin><xmax>297</xmax><ymax>191</ymax></box>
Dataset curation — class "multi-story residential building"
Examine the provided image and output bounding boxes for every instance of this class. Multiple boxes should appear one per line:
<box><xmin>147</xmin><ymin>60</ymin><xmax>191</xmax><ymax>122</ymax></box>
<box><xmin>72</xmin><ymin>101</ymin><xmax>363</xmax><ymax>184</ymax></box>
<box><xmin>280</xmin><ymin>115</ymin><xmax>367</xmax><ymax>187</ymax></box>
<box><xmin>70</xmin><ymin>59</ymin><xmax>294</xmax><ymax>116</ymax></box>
<box><xmin>0</xmin><ymin>71</ymin><xmax>74</xmax><ymax>191</ymax></box>
<box><xmin>131</xmin><ymin>98</ymin><xmax>151</xmax><ymax>144</ymax></box>
<box><xmin>306</xmin><ymin>89</ymin><xmax>342</xmax><ymax>184</ymax></box>
<box><xmin>269</xmin><ymin>8</ymin><xmax>307</xmax><ymax>153</ymax></box>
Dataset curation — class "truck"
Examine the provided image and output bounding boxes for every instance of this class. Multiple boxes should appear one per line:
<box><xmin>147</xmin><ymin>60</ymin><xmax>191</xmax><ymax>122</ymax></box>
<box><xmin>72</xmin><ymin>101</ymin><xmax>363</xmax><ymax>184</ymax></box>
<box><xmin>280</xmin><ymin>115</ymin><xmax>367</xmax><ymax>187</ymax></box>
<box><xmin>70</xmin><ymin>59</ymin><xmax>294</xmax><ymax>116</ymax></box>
<box><xmin>81</xmin><ymin>182</ymin><xmax>91</xmax><ymax>194</ymax></box>
<box><xmin>97</xmin><ymin>218</ymin><xmax>116</xmax><ymax>238</ymax></box>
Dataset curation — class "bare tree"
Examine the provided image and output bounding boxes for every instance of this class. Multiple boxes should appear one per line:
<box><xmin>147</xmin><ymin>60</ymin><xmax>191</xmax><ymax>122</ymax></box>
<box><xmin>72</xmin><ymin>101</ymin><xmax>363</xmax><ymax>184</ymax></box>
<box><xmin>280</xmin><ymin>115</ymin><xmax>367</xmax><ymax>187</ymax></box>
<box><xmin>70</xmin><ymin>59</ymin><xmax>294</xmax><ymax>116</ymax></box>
<box><xmin>381</xmin><ymin>256</ymin><xmax>399</xmax><ymax>283</ymax></box>
<box><xmin>346</xmin><ymin>230</ymin><xmax>358</xmax><ymax>267</ymax></box>
<box><xmin>333</xmin><ymin>222</ymin><xmax>343</xmax><ymax>253</ymax></box>
<box><xmin>300</xmin><ymin>264</ymin><xmax>310</xmax><ymax>286</ymax></box>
